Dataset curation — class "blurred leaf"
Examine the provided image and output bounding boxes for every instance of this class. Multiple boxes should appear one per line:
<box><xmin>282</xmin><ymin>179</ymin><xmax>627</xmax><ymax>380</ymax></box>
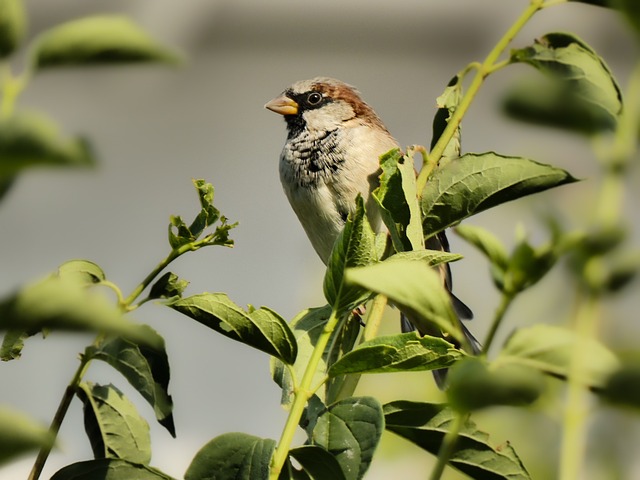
<box><xmin>0</xmin><ymin>176</ymin><xmax>15</xmax><ymax>202</ymax></box>
<box><xmin>0</xmin><ymin>328</ymin><xmax>27</xmax><ymax>360</ymax></box>
<box><xmin>498</xmin><ymin>324</ymin><xmax>620</xmax><ymax>388</ymax></box>
<box><xmin>0</xmin><ymin>275</ymin><xmax>162</xmax><ymax>349</ymax></box>
<box><xmin>185</xmin><ymin>433</ymin><xmax>275</xmax><ymax>480</ymax></box>
<box><xmin>431</xmin><ymin>74</ymin><xmax>462</xmax><ymax>163</ymax></box>
<box><xmin>311</xmin><ymin>397</ymin><xmax>384</xmax><ymax>480</ymax></box>
<box><xmin>447</xmin><ymin>357</ymin><xmax>545</xmax><ymax>411</ymax></box>
<box><xmin>345</xmin><ymin>258</ymin><xmax>459</xmax><ymax>342</ymax></box>
<box><xmin>0</xmin><ymin>111</ymin><xmax>94</xmax><ymax>181</ymax></box>
<box><xmin>601</xmin><ymin>363</ymin><xmax>640</xmax><ymax>409</ymax></box>
<box><xmin>504</xmin><ymin>239</ymin><xmax>557</xmax><ymax>294</ymax></box>
<box><xmin>455</xmin><ymin>225</ymin><xmax>509</xmax><ymax>270</ymax></box>
<box><xmin>51</xmin><ymin>459</ymin><xmax>175</xmax><ymax>480</ymax></box>
<box><xmin>421</xmin><ymin>152</ymin><xmax>577</xmax><ymax>237</ymax></box>
<box><xmin>168</xmin><ymin>293</ymin><xmax>297</xmax><ymax>364</ymax></box>
<box><xmin>31</xmin><ymin>15</ymin><xmax>179</xmax><ymax>70</ymax></box>
<box><xmin>509</xmin><ymin>32</ymin><xmax>622</xmax><ymax>133</ymax></box>
<box><xmin>0</xmin><ymin>0</ymin><xmax>26</xmax><ymax>58</ymax></box>
<box><xmin>503</xmin><ymin>75</ymin><xmax>618</xmax><ymax>134</ymax></box>
<box><xmin>149</xmin><ymin>272</ymin><xmax>189</xmax><ymax>300</ymax></box>
<box><xmin>0</xmin><ymin>407</ymin><xmax>53</xmax><ymax>466</ymax></box>
<box><xmin>324</xmin><ymin>195</ymin><xmax>378</xmax><ymax>313</ymax></box>
<box><xmin>57</xmin><ymin>259</ymin><xmax>106</xmax><ymax>285</ymax></box>
<box><xmin>373</xmin><ymin>148</ymin><xmax>423</xmax><ymax>252</ymax></box>
<box><xmin>288</xmin><ymin>445</ymin><xmax>347</xmax><ymax>480</ymax></box>
<box><xmin>384</xmin><ymin>401</ymin><xmax>531</xmax><ymax>480</ymax></box>
<box><xmin>85</xmin><ymin>328</ymin><xmax>175</xmax><ymax>437</ymax></box>
<box><xmin>77</xmin><ymin>382</ymin><xmax>151</xmax><ymax>463</ymax></box>
<box><xmin>329</xmin><ymin>332</ymin><xmax>462</xmax><ymax>376</ymax></box>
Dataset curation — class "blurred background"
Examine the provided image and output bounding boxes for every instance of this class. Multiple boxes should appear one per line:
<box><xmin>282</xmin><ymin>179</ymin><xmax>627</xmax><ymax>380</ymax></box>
<box><xmin>1</xmin><ymin>0</ymin><xmax>638</xmax><ymax>478</ymax></box>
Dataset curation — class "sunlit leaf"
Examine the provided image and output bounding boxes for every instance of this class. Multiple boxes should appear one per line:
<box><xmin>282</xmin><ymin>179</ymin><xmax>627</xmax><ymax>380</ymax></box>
<box><xmin>329</xmin><ymin>332</ymin><xmax>462</xmax><ymax>376</ymax></box>
<box><xmin>85</xmin><ymin>328</ymin><xmax>175</xmax><ymax>437</ymax></box>
<box><xmin>421</xmin><ymin>152</ymin><xmax>577</xmax><ymax>237</ymax></box>
<box><xmin>324</xmin><ymin>196</ymin><xmax>378</xmax><ymax>313</ymax></box>
<box><xmin>168</xmin><ymin>293</ymin><xmax>297</xmax><ymax>364</ymax></box>
<box><xmin>77</xmin><ymin>382</ymin><xmax>151</xmax><ymax>463</ymax></box>
<box><xmin>57</xmin><ymin>259</ymin><xmax>106</xmax><ymax>285</ymax></box>
<box><xmin>345</xmin><ymin>259</ymin><xmax>459</xmax><ymax>341</ymax></box>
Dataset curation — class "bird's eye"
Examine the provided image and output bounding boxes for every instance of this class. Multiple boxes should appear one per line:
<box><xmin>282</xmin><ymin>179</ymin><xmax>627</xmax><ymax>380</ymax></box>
<box><xmin>306</xmin><ymin>92</ymin><xmax>323</xmax><ymax>105</ymax></box>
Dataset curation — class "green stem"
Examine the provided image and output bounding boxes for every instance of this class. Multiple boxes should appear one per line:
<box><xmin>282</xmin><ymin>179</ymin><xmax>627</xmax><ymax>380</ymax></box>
<box><xmin>28</xmin><ymin>354</ymin><xmax>91</xmax><ymax>480</ymax></box>
<box><xmin>270</xmin><ymin>307</ymin><xmax>344</xmax><ymax>479</ymax></box>
<box><xmin>482</xmin><ymin>292</ymin><xmax>515</xmax><ymax>354</ymax></box>
<box><xmin>0</xmin><ymin>65</ymin><xmax>26</xmax><ymax>119</ymax></box>
<box><xmin>429</xmin><ymin>411</ymin><xmax>465</xmax><ymax>480</ymax></box>
<box><xmin>122</xmin><ymin>247</ymin><xmax>185</xmax><ymax>308</ymax></box>
<box><xmin>416</xmin><ymin>0</ymin><xmax>546</xmax><ymax>195</ymax></box>
<box><xmin>559</xmin><ymin>291</ymin><xmax>599</xmax><ymax>480</ymax></box>
<box><xmin>363</xmin><ymin>294</ymin><xmax>387</xmax><ymax>342</ymax></box>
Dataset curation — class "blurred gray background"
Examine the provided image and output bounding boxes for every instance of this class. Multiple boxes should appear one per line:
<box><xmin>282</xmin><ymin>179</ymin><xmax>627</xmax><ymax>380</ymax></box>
<box><xmin>1</xmin><ymin>1</ymin><xmax>638</xmax><ymax>479</ymax></box>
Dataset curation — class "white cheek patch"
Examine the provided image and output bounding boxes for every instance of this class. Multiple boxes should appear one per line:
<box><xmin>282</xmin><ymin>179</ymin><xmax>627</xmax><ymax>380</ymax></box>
<box><xmin>302</xmin><ymin>102</ymin><xmax>355</xmax><ymax>132</ymax></box>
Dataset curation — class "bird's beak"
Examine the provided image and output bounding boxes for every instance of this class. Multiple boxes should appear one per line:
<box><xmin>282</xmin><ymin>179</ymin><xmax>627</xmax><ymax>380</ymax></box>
<box><xmin>265</xmin><ymin>95</ymin><xmax>298</xmax><ymax>115</ymax></box>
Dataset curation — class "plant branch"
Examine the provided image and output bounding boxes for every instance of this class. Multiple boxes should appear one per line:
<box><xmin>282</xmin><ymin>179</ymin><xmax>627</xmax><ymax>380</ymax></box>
<box><xmin>28</xmin><ymin>354</ymin><xmax>91</xmax><ymax>480</ymax></box>
<box><xmin>363</xmin><ymin>294</ymin><xmax>388</xmax><ymax>342</ymax></box>
<box><xmin>416</xmin><ymin>0</ymin><xmax>546</xmax><ymax>195</ymax></box>
<box><xmin>270</xmin><ymin>306</ymin><xmax>344</xmax><ymax>479</ymax></box>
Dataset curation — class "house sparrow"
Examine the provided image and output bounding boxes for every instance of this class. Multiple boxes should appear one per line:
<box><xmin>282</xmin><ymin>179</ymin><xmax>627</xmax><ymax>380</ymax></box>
<box><xmin>265</xmin><ymin>77</ymin><xmax>479</xmax><ymax>386</ymax></box>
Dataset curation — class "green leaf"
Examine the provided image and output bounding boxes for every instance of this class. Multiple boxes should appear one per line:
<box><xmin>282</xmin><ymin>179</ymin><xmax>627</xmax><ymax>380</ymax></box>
<box><xmin>0</xmin><ymin>111</ymin><xmax>94</xmax><ymax>182</ymax></box>
<box><xmin>168</xmin><ymin>293</ymin><xmax>297</xmax><ymax>365</ymax></box>
<box><xmin>288</xmin><ymin>445</ymin><xmax>347</xmax><ymax>480</ymax></box>
<box><xmin>431</xmin><ymin>75</ymin><xmax>462</xmax><ymax>163</ymax></box>
<box><xmin>421</xmin><ymin>152</ymin><xmax>577</xmax><ymax>237</ymax></box>
<box><xmin>311</xmin><ymin>397</ymin><xmax>384</xmax><ymax>480</ymax></box>
<box><xmin>600</xmin><ymin>363</ymin><xmax>640</xmax><ymax>409</ymax></box>
<box><xmin>384</xmin><ymin>401</ymin><xmax>531</xmax><ymax>480</ymax></box>
<box><xmin>509</xmin><ymin>32</ymin><xmax>622</xmax><ymax>133</ymax></box>
<box><xmin>329</xmin><ymin>332</ymin><xmax>463</xmax><ymax>376</ymax></box>
<box><xmin>324</xmin><ymin>313</ymin><xmax>362</xmax><ymax>404</ymax></box>
<box><xmin>323</xmin><ymin>195</ymin><xmax>379</xmax><ymax>313</ymax></box>
<box><xmin>77</xmin><ymin>382</ymin><xmax>151</xmax><ymax>463</ymax></box>
<box><xmin>497</xmin><ymin>324</ymin><xmax>620</xmax><ymax>389</ymax></box>
<box><xmin>345</xmin><ymin>258</ymin><xmax>459</xmax><ymax>342</ymax></box>
<box><xmin>0</xmin><ymin>328</ymin><xmax>27</xmax><ymax>361</ymax></box>
<box><xmin>455</xmin><ymin>225</ymin><xmax>508</xmax><ymax>271</ymax></box>
<box><xmin>0</xmin><ymin>275</ymin><xmax>162</xmax><ymax>349</ymax></box>
<box><xmin>447</xmin><ymin>357</ymin><xmax>545</xmax><ymax>411</ymax></box>
<box><xmin>31</xmin><ymin>15</ymin><xmax>180</xmax><ymax>70</ymax></box>
<box><xmin>386</xmin><ymin>249</ymin><xmax>463</xmax><ymax>266</ymax></box>
<box><xmin>185</xmin><ymin>433</ymin><xmax>275</xmax><ymax>480</ymax></box>
<box><xmin>503</xmin><ymin>238</ymin><xmax>557</xmax><ymax>294</ymax></box>
<box><xmin>373</xmin><ymin>148</ymin><xmax>423</xmax><ymax>252</ymax></box>
<box><xmin>0</xmin><ymin>407</ymin><xmax>53</xmax><ymax>466</ymax></box>
<box><xmin>168</xmin><ymin>215</ymin><xmax>193</xmax><ymax>249</ymax></box>
<box><xmin>51</xmin><ymin>459</ymin><xmax>175</xmax><ymax>480</ymax></box>
<box><xmin>149</xmin><ymin>271</ymin><xmax>189</xmax><ymax>300</ymax></box>
<box><xmin>57</xmin><ymin>259</ymin><xmax>106</xmax><ymax>285</ymax></box>
<box><xmin>189</xmin><ymin>179</ymin><xmax>220</xmax><ymax>238</ymax></box>
<box><xmin>84</xmin><ymin>328</ymin><xmax>175</xmax><ymax>437</ymax></box>
<box><xmin>0</xmin><ymin>0</ymin><xmax>26</xmax><ymax>58</ymax></box>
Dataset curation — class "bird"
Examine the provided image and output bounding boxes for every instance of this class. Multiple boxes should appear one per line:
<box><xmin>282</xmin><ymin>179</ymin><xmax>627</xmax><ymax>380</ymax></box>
<box><xmin>265</xmin><ymin>77</ymin><xmax>480</xmax><ymax>387</ymax></box>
